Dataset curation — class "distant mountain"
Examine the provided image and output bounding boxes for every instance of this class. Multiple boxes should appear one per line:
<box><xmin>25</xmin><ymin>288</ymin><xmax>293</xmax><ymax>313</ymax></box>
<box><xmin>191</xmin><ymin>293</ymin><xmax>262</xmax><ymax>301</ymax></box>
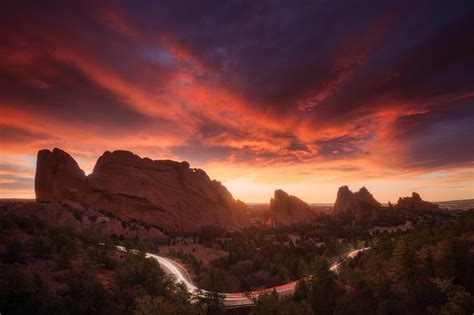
<box><xmin>333</xmin><ymin>186</ymin><xmax>381</xmax><ymax>221</ymax></box>
<box><xmin>35</xmin><ymin>148</ymin><xmax>250</xmax><ymax>233</ymax></box>
<box><xmin>266</xmin><ymin>189</ymin><xmax>316</xmax><ymax>226</ymax></box>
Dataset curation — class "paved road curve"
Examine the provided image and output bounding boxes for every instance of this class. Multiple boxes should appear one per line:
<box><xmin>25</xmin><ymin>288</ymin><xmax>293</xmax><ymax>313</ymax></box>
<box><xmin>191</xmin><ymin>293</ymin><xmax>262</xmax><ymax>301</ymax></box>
<box><xmin>116</xmin><ymin>246</ymin><xmax>369</xmax><ymax>308</ymax></box>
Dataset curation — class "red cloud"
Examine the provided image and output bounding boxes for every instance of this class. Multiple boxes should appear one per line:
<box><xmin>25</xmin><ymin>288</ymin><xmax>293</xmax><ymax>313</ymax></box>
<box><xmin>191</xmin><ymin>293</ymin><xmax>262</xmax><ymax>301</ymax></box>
<box><xmin>1</xmin><ymin>1</ymin><xmax>473</xmax><ymax>201</ymax></box>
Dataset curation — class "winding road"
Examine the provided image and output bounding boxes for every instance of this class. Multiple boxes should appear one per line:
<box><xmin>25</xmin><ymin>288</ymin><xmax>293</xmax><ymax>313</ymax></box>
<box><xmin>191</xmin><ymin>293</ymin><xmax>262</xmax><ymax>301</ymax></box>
<box><xmin>116</xmin><ymin>246</ymin><xmax>369</xmax><ymax>308</ymax></box>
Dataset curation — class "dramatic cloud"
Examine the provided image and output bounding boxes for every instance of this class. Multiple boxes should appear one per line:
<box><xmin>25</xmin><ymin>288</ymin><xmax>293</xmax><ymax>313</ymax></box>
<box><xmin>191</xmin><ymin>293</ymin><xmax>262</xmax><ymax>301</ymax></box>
<box><xmin>1</xmin><ymin>0</ymin><xmax>473</xmax><ymax>201</ymax></box>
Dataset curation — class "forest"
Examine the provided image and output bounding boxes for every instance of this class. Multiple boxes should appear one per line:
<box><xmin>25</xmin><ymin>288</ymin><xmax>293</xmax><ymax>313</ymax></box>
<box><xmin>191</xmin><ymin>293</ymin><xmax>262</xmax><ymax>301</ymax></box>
<box><xmin>1</xmin><ymin>211</ymin><xmax>473</xmax><ymax>314</ymax></box>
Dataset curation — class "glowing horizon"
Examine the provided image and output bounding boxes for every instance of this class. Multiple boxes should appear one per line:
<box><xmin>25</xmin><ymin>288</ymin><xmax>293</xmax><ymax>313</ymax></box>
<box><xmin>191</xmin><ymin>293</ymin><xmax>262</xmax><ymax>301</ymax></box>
<box><xmin>2</xmin><ymin>148</ymin><xmax>472</xmax><ymax>204</ymax></box>
<box><xmin>1</xmin><ymin>2</ymin><xmax>473</xmax><ymax>203</ymax></box>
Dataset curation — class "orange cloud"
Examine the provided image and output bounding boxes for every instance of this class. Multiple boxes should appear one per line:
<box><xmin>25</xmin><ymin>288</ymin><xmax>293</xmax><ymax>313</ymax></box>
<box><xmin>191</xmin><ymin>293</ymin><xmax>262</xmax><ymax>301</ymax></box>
<box><xmin>1</xmin><ymin>1</ymin><xmax>473</xmax><ymax>202</ymax></box>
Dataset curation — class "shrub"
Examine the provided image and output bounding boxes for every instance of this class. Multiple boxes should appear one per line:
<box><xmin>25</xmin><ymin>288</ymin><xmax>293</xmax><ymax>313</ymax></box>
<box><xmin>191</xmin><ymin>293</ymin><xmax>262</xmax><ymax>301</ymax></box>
<box><xmin>33</xmin><ymin>236</ymin><xmax>54</xmax><ymax>258</ymax></box>
<box><xmin>3</xmin><ymin>238</ymin><xmax>26</xmax><ymax>263</ymax></box>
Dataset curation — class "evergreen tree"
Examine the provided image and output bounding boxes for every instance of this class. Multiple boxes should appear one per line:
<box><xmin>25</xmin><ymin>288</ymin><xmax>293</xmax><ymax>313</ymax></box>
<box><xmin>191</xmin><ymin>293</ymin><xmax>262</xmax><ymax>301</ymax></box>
<box><xmin>308</xmin><ymin>256</ymin><xmax>336</xmax><ymax>315</ymax></box>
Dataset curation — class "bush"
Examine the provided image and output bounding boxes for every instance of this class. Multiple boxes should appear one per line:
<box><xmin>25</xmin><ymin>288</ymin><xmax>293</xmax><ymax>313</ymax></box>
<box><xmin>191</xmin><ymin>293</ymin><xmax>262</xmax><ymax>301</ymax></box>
<box><xmin>63</xmin><ymin>277</ymin><xmax>118</xmax><ymax>314</ymax></box>
<box><xmin>0</xmin><ymin>264</ymin><xmax>43</xmax><ymax>313</ymax></box>
<box><xmin>115</xmin><ymin>253</ymin><xmax>166</xmax><ymax>294</ymax></box>
<box><xmin>57</xmin><ymin>245</ymin><xmax>76</xmax><ymax>269</ymax></box>
<box><xmin>134</xmin><ymin>294</ymin><xmax>202</xmax><ymax>315</ymax></box>
<box><xmin>3</xmin><ymin>238</ymin><xmax>26</xmax><ymax>263</ymax></box>
<box><xmin>33</xmin><ymin>236</ymin><xmax>54</xmax><ymax>258</ymax></box>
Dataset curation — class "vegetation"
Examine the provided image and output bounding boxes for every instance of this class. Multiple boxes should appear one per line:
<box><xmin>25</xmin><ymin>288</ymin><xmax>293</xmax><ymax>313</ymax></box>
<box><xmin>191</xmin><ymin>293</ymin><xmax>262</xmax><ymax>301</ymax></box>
<box><xmin>247</xmin><ymin>210</ymin><xmax>474</xmax><ymax>314</ymax></box>
<box><xmin>193</xmin><ymin>218</ymin><xmax>369</xmax><ymax>292</ymax></box>
<box><xmin>0</xmin><ymin>213</ymin><xmax>223</xmax><ymax>315</ymax></box>
<box><xmin>1</xmin><ymin>210</ymin><xmax>473</xmax><ymax>314</ymax></box>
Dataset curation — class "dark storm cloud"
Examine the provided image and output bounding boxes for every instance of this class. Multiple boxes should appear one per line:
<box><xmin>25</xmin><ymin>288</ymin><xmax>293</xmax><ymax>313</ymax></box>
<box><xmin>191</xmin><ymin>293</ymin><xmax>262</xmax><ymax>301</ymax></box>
<box><xmin>120</xmin><ymin>0</ymin><xmax>393</xmax><ymax>109</ymax></box>
<box><xmin>121</xmin><ymin>1</ymin><xmax>474</xmax><ymax>112</ymax></box>
<box><xmin>392</xmin><ymin>99</ymin><xmax>474</xmax><ymax>169</ymax></box>
<box><xmin>315</xmin><ymin>135</ymin><xmax>370</xmax><ymax>158</ymax></box>
<box><xmin>301</xmin><ymin>3</ymin><xmax>474</xmax><ymax>126</ymax></box>
<box><xmin>286</xmin><ymin>142</ymin><xmax>309</xmax><ymax>153</ymax></box>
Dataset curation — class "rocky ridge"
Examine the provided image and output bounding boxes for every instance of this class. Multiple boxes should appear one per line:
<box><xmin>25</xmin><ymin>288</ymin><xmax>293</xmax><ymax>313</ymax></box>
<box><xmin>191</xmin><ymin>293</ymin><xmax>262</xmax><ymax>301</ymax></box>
<box><xmin>333</xmin><ymin>186</ymin><xmax>381</xmax><ymax>221</ymax></box>
<box><xmin>1</xmin><ymin>200</ymin><xmax>169</xmax><ymax>243</ymax></box>
<box><xmin>396</xmin><ymin>192</ymin><xmax>440</xmax><ymax>211</ymax></box>
<box><xmin>35</xmin><ymin>148</ymin><xmax>250</xmax><ymax>234</ymax></box>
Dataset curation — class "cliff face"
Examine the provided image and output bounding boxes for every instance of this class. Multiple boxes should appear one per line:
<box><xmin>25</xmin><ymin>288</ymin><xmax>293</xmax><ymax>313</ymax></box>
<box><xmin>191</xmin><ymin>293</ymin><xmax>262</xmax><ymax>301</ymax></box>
<box><xmin>396</xmin><ymin>192</ymin><xmax>440</xmax><ymax>211</ymax></box>
<box><xmin>35</xmin><ymin>149</ymin><xmax>87</xmax><ymax>202</ymax></box>
<box><xmin>35</xmin><ymin>148</ymin><xmax>250</xmax><ymax>233</ymax></box>
<box><xmin>267</xmin><ymin>189</ymin><xmax>316</xmax><ymax>226</ymax></box>
<box><xmin>333</xmin><ymin>186</ymin><xmax>381</xmax><ymax>221</ymax></box>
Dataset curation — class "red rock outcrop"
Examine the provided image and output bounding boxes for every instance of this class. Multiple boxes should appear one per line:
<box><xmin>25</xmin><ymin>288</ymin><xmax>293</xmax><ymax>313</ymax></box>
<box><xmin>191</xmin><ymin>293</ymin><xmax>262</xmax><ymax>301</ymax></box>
<box><xmin>1</xmin><ymin>200</ymin><xmax>169</xmax><ymax>243</ymax></box>
<box><xmin>267</xmin><ymin>189</ymin><xmax>316</xmax><ymax>226</ymax></box>
<box><xmin>35</xmin><ymin>149</ymin><xmax>87</xmax><ymax>201</ymax></box>
<box><xmin>396</xmin><ymin>192</ymin><xmax>440</xmax><ymax>211</ymax></box>
<box><xmin>35</xmin><ymin>148</ymin><xmax>250</xmax><ymax>233</ymax></box>
<box><xmin>333</xmin><ymin>186</ymin><xmax>381</xmax><ymax>221</ymax></box>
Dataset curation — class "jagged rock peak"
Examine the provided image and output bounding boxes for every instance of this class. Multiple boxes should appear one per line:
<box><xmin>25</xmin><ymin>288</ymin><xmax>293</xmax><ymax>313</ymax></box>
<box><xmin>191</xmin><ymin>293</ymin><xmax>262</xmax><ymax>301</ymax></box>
<box><xmin>35</xmin><ymin>148</ymin><xmax>86</xmax><ymax>202</ymax></box>
<box><xmin>356</xmin><ymin>186</ymin><xmax>380</xmax><ymax>206</ymax></box>
<box><xmin>35</xmin><ymin>148</ymin><xmax>250</xmax><ymax>233</ymax></box>
<box><xmin>93</xmin><ymin>150</ymin><xmax>191</xmax><ymax>172</ymax></box>
<box><xmin>396</xmin><ymin>192</ymin><xmax>439</xmax><ymax>211</ymax></box>
<box><xmin>267</xmin><ymin>189</ymin><xmax>316</xmax><ymax>227</ymax></box>
<box><xmin>333</xmin><ymin>185</ymin><xmax>381</xmax><ymax>221</ymax></box>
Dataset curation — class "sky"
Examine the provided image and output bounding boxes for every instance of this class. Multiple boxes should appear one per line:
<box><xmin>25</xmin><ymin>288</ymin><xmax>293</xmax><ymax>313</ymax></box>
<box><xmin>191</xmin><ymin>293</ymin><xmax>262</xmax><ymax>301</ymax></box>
<box><xmin>1</xmin><ymin>0</ymin><xmax>473</xmax><ymax>203</ymax></box>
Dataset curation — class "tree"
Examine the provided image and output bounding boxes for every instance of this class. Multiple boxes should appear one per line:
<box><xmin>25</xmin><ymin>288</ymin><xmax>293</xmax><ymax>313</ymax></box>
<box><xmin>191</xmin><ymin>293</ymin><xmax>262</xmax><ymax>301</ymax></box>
<box><xmin>297</xmin><ymin>259</ymin><xmax>310</xmax><ymax>278</ymax></box>
<box><xmin>433</xmin><ymin>277</ymin><xmax>474</xmax><ymax>315</ymax></box>
<box><xmin>439</xmin><ymin>239</ymin><xmax>471</xmax><ymax>288</ymax></box>
<box><xmin>250</xmin><ymin>289</ymin><xmax>281</xmax><ymax>315</ymax></box>
<box><xmin>419</xmin><ymin>246</ymin><xmax>434</xmax><ymax>277</ymax></box>
<box><xmin>64</xmin><ymin>277</ymin><xmax>118</xmax><ymax>314</ymax></box>
<box><xmin>199</xmin><ymin>267</ymin><xmax>228</xmax><ymax>292</ymax></box>
<box><xmin>0</xmin><ymin>264</ymin><xmax>43</xmax><ymax>313</ymax></box>
<box><xmin>346</xmin><ymin>269</ymin><xmax>377</xmax><ymax>313</ymax></box>
<box><xmin>196</xmin><ymin>292</ymin><xmax>224</xmax><ymax>315</ymax></box>
<box><xmin>308</xmin><ymin>256</ymin><xmax>336</xmax><ymax>315</ymax></box>
<box><xmin>392</xmin><ymin>238</ymin><xmax>417</xmax><ymax>283</ymax></box>
<box><xmin>134</xmin><ymin>295</ymin><xmax>202</xmax><ymax>315</ymax></box>
<box><xmin>392</xmin><ymin>238</ymin><xmax>420</xmax><ymax>309</ymax></box>
<box><xmin>294</xmin><ymin>279</ymin><xmax>309</xmax><ymax>301</ymax></box>
<box><xmin>115</xmin><ymin>252</ymin><xmax>166</xmax><ymax>294</ymax></box>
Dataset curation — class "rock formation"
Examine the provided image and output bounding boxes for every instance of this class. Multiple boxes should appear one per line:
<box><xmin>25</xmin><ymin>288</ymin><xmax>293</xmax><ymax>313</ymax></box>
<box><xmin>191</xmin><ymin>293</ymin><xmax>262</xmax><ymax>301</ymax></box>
<box><xmin>267</xmin><ymin>189</ymin><xmax>316</xmax><ymax>226</ymax></box>
<box><xmin>333</xmin><ymin>186</ymin><xmax>381</xmax><ymax>221</ymax></box>
<box><xmin>1</xmin><ymin>200</ymin><xmax>169</xmax><ymax>244</ymax></box>
<box><xmin>396</xmin><ymin>192</ymin><xmax>440</xmax><ymax>211</ymax></box>
<box><xmin>35</xmin><ymin>148</ymin><xmax>250</xmax><ymax>233</ymax></box>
